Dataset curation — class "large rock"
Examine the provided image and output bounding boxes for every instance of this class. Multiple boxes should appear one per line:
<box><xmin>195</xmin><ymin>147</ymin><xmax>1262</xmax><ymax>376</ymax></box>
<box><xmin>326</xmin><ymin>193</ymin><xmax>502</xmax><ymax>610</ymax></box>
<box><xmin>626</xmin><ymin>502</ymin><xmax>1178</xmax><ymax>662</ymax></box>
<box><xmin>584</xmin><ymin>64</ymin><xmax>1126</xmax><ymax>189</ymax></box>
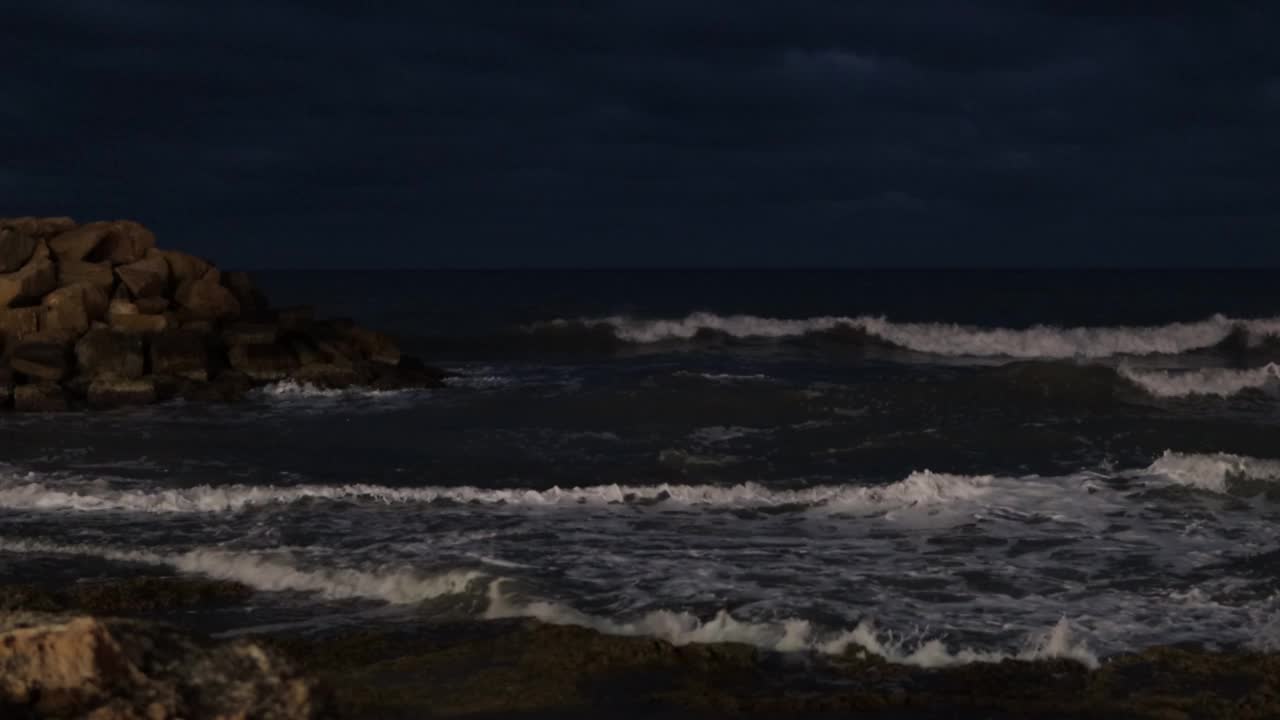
<box><xmin>0</xmin><ymin>307</ymin><xmax>40</xmax><ymax>347</ymax></box>
<box><xmin>293</xmin><ymin>363</ymin><xmax>361</xmax><ymax>389</ymax></box>
<box><xmin>150</xmin><ymin>330</ymin><xmax>209</xmax><ymax>381</ymax></box>
<box><xmin>87</xmin><ymin>376</ymin><xmax>156</xmax><ymax>409</ymax></box>
<box><xmin>228</xmin><ymin>342</ymin><xmax>298</xmax><ymax>381</ymax></box>
<box><xmin>135</xmin><ymin>296</ymin><xmax>170</xmax><ymax>314</ymax></box>
<box><xmin>0</xmin><ymin>612</ymin><xmax>324</xmax><ymax>718</ymax></box>
<box><xmin>57</xmin><ymin>260</ymin><xmax>115</xmax><ymax>295</ymax></box>
<box><xmin>9</xmin><ymin>336</ymin><xmax>71</xmax><ymax>381</ymax></box>
<box><xmin>224</xmin><ymin>271</ymin><xmax>270</xmax><ymax>319</ymax></box>
<box><xmin>348</xmin><ymin>325</ymin><xmax>401</xmax><ymax>366</ymax></box>
<box><xmin>176</xmin><ymin>277</ymin><xmax>240</xmax><ymax>322</ymax></box>
<box><xmin>0</xmin><ymin>216</ymin><xmax>77</xmax><ymax>239</ymax></box>
<box><xmin>151</xmin><ymin>249</ymin><xmax>212</xmax><ymax>290</ymax></box>
<box><xmin>110</xmin><ymin>313</ymin><xmax>169</xmax><ymax>335</ymax></box>
<box><xmin>39</xmin><ymin>285</ymin><xmax>97</xmax><ymax>335</ymax></box>
<box><xmin>223</xmin><ymin>321</ymin><xmax>278</xmax><ymax>346</ymax></box>
<box><xmin>0</xmin><ymin>242</ymin><xmax>56</xmax><ymax>308</ymax></box>
<box><xmin>13</xmin><ymin>383</ymin><xmax>67</xmax><ymax>412</ymax></box>
<box><xmin>75</xmin><ymin>329</ymin><xmax>145</xmax><ymax>379</ymax></box>
<box><xmin>0</xmin><ymin>228</ymin><xmax>37</xmax><ymax>273</ymax></box>
<box><xmin>95</xmin><ymin>220</ymin><xmax>156</xmax><ymax>265</ymax></box>
<box><xmin>115</xmin><ymin>254</ymin><xmax>170</xmax><ymax>298</ymax></box>
<box><xmin>48</xmin><ymin>222</ymin><xmax>112</xmax><ymax>262</ymax></box>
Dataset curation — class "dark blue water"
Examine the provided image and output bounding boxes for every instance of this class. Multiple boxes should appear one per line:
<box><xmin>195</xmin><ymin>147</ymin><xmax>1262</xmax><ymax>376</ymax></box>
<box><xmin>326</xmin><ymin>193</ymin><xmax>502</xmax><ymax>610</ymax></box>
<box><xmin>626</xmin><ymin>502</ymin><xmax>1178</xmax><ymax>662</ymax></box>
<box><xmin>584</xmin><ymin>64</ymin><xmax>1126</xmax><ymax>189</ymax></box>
<box><xmin>2</xmin><ymin>270</ymin><xmax>1279</xmax><ymax>666</ymax></box>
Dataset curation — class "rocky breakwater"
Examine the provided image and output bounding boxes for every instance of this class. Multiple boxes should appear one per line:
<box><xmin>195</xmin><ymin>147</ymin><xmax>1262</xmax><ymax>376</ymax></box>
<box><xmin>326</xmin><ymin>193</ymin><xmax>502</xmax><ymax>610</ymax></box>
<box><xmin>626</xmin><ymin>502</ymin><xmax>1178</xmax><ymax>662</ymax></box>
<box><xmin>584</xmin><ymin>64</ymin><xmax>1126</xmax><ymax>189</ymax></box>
<box><xmin>0</xmin><ymin>216</ymin><xmax>443</xmax><ymax>411</ymax></box>
<box><xmin>0</xmin><ymin>611</ymin><xmax>327</xmax><ymax>719</ymax></box>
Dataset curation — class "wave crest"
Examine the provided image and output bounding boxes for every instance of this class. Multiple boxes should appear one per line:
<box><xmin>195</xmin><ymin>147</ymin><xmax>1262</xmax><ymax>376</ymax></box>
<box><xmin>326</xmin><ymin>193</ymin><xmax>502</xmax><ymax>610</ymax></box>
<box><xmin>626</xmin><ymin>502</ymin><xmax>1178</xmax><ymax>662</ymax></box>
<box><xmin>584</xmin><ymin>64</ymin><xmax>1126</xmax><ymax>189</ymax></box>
<box><xmin>1119</xmin><ymin>363</ymin><xmax>1280</xmax><ymax>398</ymax></box>
<box><xmin>1145</xmin><ymin>451</ymin><xmax>1280</xmax><ymax>494</ymax></box>
<box><xmin>536</xmin><ymin>313</ymin><xmax>1280</xmax><ymax>359</ymax></box>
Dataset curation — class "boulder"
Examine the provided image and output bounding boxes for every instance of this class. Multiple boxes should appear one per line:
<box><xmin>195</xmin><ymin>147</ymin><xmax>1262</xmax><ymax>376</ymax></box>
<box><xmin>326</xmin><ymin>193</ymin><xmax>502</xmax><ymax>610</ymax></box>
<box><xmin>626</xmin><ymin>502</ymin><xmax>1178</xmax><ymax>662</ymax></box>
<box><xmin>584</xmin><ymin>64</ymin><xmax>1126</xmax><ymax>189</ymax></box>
<box><xmin>293</xmin><ymin>363</ymin><xmax>361</xmax><ymax>389</ymax></box>
<box><xmin>135</xmin><ymin>296</ymin><xmax>169</xmax><ymax>315</ymax></box>
<box><xmin>0</xmin><ymin>228</ymin><xmax>38</xmax><ymax>273</ymax></box>
<box><xmin>87</xmin><ymin>376</ymin><xmax>156</xmax><ymax>409</ymax></box>
<box><xmin>224</xmin><ymin>271</ymin><xmax>270</xmax><ymax>319</ymax></box>
<box><xmin>9</xmin><ymin>336</ymin><xmax>71</xmax><ymax>381</ymax></box>
<box><xmin>57</xmin><ymin>260</ymin><xmax>115</xmax><ymax>295</ymax></box>
<box><xmin>0</xmin><ymin>612</ymin><xmax>325</xmax><ymax>718</ymax></box>
<box><xmin>277</xmin><ymin>305</ymin><xmax>315</xmax><ymax>329</ymax></box>
<box><xmin>75</xmin><ymin>329</ymin><xmax>145</xmax><ymax>379</ymax></box>
<box><xmin>0</xmin><ymin>307</ymin><xmax>41</xmax><ymax>347</ymax></box>
<box><xmin>94</xmin><ymin>220</ymin><xmax>156</xmax><ymax>265</ymax></box>
<box><xmin>223</xmin><ymin>321</ymin><xmax>278</xmax><ymax>346</ymax></box>
<box><xmin>348</xmin><ymin>324</ymin><xmax>401</xmax><ymax>366</ymax></box>
<box><xmin>39</xmin><ymin>285</ymin><xmax>94</xmax><ymax>335</ymax></box>
<box><xmin>48</xmin><ymin>222</ymin><xmax>112</xmax><ymax>262</ymax></box>
<box><xmin>151</xmin><ymin>249</ymin><xmax>211</xmax><ymax>290</ymax></box>
<box><xmin>305</xmin><ymin>322</ymin><xmax>362</xmax><ymax>367</ymax></box>
<box><xmin>0</xmin><ymin>242</ymin><xmax>57</xmax><ymax>308</ymax></box>
<box><xmin>110</xmin><ymin>313</ymin><xmax>169</xmax><ymax>335</ymax></box>
<box><xmin>150</xmin><ymin>330</ymin><xmax>209</xmax><ymax>382</ymax></box>
<box><xmin>228</xmin><ymin>342</ymin><xmax>298</xmax><ymax>381</ymax></box>
<box><xmin>176</xmin><ymin>277</ymin><xmax>240</xmax><ymax>322</ymax></box>
<box><xmin>114</xmin><ymin>254</ymin><xmax>170</xmax><ymax>298</ymax></box>
<box><xmin>13</xmin><ymin>383</ymin><xmax>67</xmax><ymax>412</ymax></box>
<box><xmin>0</xmin><ymin>216</ymin><xmax>77</xmax><ymax>239</ymax></box>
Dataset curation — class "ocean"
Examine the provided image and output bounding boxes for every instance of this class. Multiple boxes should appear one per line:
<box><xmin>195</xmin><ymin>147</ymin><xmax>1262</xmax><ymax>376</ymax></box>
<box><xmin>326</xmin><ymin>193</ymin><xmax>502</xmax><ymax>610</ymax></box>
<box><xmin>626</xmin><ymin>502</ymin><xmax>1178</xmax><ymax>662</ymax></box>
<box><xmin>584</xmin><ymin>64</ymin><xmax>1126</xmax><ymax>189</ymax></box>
<box><xmin>3</xmin><ymin>269</ymin><xmax>1280</xmax><ymax>669</ymax></box>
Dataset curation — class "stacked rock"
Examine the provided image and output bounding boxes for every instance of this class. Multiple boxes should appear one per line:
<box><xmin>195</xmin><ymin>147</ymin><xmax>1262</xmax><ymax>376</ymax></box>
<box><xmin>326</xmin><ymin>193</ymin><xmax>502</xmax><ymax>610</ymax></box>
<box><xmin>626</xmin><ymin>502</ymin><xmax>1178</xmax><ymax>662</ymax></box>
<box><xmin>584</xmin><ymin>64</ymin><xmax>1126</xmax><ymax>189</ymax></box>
<box><xmin>0</xmin><ymin>216</ymin><xmax>442</xmax><ymax>411</ymax></box>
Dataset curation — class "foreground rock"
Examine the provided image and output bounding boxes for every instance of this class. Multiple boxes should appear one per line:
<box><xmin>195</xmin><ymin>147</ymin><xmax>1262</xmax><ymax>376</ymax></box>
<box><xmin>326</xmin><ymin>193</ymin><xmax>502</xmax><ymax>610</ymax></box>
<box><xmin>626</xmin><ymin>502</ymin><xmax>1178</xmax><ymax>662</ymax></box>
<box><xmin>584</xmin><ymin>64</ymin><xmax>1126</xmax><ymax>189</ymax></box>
<box><xmin>0</xmin><ymin>216</ymin><xmax>445</xmax><ymax>411</ymax></box>
<box><xmin>0</xmin><ymin>612</ymin><xmax>326</xmax><ymax>719</ymax></box>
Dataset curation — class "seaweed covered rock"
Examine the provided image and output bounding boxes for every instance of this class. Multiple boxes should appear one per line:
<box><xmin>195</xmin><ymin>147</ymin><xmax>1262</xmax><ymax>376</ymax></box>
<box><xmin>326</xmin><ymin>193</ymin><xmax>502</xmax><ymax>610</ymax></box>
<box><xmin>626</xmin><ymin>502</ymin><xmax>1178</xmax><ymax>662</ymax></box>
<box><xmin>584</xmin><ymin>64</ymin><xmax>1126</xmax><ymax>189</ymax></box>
<box><xmin>0</xmin><ymin>612</ymin><xmax>326</xmax><ymax>719</ymax></box>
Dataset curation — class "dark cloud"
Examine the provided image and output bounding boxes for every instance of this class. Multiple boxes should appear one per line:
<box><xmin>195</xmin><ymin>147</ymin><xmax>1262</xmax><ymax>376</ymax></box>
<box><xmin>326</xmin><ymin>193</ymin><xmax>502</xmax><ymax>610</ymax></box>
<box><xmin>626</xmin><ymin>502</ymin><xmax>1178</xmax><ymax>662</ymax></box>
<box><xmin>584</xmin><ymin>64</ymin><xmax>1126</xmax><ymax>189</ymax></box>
<box><xmin>1</xmin><ymin>1</ymin><xmax>1277</xmax><ymax>267</ymax></box>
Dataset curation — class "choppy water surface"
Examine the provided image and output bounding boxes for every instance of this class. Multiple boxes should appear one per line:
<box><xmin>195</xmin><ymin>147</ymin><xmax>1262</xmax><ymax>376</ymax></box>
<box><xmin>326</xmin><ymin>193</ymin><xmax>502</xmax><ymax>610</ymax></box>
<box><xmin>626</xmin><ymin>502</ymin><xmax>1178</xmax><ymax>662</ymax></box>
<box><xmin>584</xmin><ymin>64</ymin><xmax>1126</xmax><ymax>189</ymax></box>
<box><xmin>3</xmin><ymin>270</ymin><xmax>1280</xmax><ymax>667</ymax></box>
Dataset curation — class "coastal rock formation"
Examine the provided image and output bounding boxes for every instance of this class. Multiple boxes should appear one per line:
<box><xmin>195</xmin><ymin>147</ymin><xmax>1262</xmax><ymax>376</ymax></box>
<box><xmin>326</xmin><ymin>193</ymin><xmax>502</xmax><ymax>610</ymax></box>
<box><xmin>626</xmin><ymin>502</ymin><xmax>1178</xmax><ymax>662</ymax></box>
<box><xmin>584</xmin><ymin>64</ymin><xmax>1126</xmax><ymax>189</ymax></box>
<box><xmin>0</xmin><ymin>217</ymin><xmax>444</xmax><ymax>411</ymax></box>
<box><xmin>0</xmin><ymin>612</ymin><xmax>326</xmax><ymax>719</ymax></box>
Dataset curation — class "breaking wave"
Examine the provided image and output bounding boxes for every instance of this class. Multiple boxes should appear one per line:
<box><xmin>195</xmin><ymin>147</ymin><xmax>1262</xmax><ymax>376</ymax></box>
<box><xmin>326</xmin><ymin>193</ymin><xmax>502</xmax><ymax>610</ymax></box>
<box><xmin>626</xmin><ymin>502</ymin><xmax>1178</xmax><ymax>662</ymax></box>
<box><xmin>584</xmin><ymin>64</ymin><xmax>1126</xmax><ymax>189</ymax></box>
<box><xmin>0</xmin><ymin>539</ymin><xmax>487</xmax><ymax>605</ymax></box>
<box><xmin>1119</xmin><ymin>363</ymin><xmax>1280</xmax><ymax>398</ymax></box>
<box><xmin>1144</xmin><ymin>451</ymin><xmax>1280</xmax><ymax>494</ymax></box>
<box><xmin>533</xmin><ymin>312</ymin><xmax>1280</xmax><ymax>358</ymax></box>
<box><xmin>0</xmin><ymin>470</ymin><xmax>998</xmax><ymax>514</ymax></box>
<box><xmin>484</xmin><ymin>581</ymin><xmax>1099</xmax><ymax>668</ymax></box>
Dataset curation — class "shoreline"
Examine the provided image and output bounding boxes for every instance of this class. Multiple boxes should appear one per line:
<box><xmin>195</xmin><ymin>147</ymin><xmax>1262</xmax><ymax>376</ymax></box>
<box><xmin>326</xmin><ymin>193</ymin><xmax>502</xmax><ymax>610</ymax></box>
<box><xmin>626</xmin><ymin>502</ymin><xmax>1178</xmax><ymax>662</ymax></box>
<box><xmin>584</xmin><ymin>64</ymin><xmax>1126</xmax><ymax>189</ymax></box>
<box><xmin>3</xmin><ymin>577</ymin><xmax>1278</xmax><ymax>719</ymax></box>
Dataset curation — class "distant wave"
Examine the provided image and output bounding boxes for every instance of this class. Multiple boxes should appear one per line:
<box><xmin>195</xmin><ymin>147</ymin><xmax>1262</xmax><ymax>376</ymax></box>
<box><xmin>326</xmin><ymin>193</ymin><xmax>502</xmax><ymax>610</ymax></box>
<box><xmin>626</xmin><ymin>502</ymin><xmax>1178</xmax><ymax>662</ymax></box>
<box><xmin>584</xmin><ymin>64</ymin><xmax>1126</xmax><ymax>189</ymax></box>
<box><xmin>1144</xmin><ymin>450</ymin><xmax>1280</xmax><ymax>494</ymax></box>
<box><xmin>1119</xmin><ymin>363</ymin><xmax>1280</xmax><ymax>398</ymax></box>
<box><xmin>531</xmin><ymin>312</ymin><xmax>1280</xmax><ymax>358</ymax></box>
<box><xmin>0</xmin><ymin>470</ymin><xmax>999</xmax><ymax>514</ymax></box>
<box><xmin>0</xmin><ymin>537</ymin><xmax>1097</xmax><ymax>668</ymax></box>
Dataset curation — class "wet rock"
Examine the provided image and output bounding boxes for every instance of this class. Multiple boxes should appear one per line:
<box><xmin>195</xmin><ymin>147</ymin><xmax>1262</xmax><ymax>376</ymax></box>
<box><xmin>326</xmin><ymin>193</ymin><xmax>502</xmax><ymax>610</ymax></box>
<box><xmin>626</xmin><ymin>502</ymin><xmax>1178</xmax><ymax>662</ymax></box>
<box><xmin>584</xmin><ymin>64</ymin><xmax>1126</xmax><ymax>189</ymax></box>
<box><xmin>57</xmin><ymin>259</ymin><xmax>116</xmax><ymax>295</ymax></box>
<box><xmin>13</xmin><ymin>382</ymin><xmax>67</xmax><ymax>412</ymax></box>
<box><xmin>228</xmin><ymin>342</ymin><xmax>298</xmax><ymax>381</ymax></box>
<box><xmin>115</xmin><ymin>254</ymin><xmax>170</xmax><ymax>298</ymax></box>
<box><xmin>0</xmin><ymin>242</ymin><xmax>56</xmax><ymax>308</ymax></box>
<box><xmin>0</xmin><ymin>216</ymin><xmax>77</xmax><ymax>239</ymax></box>
<box><xmin>150</xmin><ymin>330</ymin><xmax>209</xmax><ymax>381</ymax></box>
<box><xmin>176</xmin><ymin>277</ymin><xmax>240</xmax><ymax>322</ymax></box>
<box><xmin>0</xmin><ymin>227</ymin><xmax>38</xmax><ymax>273</ymax></box>
<box><xmin>75</xmin><ymin>329</ymin><xmax>145</xmax><ymax>379</ymax></box>
<box><xmin>10</xmin><ymin>336</ymin><xmax>72</xmax><ymax>381</ymax></box>
<box><xmin>87</xmin><ymin>376</ymin><xmax>157</xmax><ymax>409</ymax></box>
<box><xmin>293</xmin><ymin>363</ymin><xmax>361</xmax><ymax>389</ymax></box>
<box><xmin>0</xmin><ymin>612</ymin><xmax>326</xmax><ymax>719</ymax></box>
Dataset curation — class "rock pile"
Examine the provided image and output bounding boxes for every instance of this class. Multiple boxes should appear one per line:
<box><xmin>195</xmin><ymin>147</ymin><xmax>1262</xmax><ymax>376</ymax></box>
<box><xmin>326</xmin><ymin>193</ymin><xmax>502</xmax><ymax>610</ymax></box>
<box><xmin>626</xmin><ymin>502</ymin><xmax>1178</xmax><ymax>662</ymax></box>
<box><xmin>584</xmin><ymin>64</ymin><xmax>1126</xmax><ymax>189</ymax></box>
<box><xmin>0</xmin><ymin>612</ymin><xmax>326</xmax><ymax>719</ymax></box>
<box><xmin>0</xmin><ymin>216</ymin><xmax>443</xmax><ymax>411</ymax></box>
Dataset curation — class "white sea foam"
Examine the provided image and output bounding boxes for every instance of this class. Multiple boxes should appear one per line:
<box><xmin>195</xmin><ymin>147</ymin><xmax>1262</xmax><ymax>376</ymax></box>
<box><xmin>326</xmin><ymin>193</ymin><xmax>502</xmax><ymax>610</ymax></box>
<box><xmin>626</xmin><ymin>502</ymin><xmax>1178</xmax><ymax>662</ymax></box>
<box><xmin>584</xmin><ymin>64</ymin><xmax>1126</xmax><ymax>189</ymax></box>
<box><xmin>1119</xmin><ymin>363</ymin><xmax>1280</xmax><ymax>398</ymax></box>
<box><xmin>484</xmin><ymin>582</ymin><xmax>1098</xmax><ymax>668</ymax></box>
<box><xmin>253</xmin><ymin>380</ymin><xmax>414</xmax><ymax>400</ymax></box>
<box><xmin>0</xmin><ymin>471</ymin><xmax>999</xmax><ymax>515</ymax></box>
<box><xmin>0</xmin><ymin>539</ymin><xmax>487</xmax><ymax>604</ymax></box>
<box><xmin>561</xmin><ymin>312</ymin><xmax>1280</xmax><ymax>358</ymax></box>
<box><xmin>1145</xmin><ymin>450</ymin><xmax>1280</xmax><ymax>494</ymax></box>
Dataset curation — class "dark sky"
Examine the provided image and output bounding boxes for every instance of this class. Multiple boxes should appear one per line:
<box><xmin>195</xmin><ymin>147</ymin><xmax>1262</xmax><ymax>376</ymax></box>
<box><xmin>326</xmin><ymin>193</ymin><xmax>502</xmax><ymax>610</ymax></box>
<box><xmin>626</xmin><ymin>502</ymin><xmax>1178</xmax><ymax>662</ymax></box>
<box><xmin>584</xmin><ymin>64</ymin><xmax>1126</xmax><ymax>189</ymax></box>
<box><xmin>3</xmin><ymin>2</ymin><xmax>1279</xmax><ymax>268</ymax></box>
